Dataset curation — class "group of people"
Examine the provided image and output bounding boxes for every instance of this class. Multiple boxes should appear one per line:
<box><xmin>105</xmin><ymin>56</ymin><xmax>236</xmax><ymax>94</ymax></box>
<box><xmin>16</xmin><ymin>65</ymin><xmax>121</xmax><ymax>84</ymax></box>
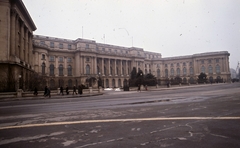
<box><xmin>33</xmin><ymin>85</ymin><xmax>84</xmax><ymax>98</ymax></box>
<box><xmin>59</xmin><ymin>85</ymin><xmax>83</xmax><ymax>95</ymax></box>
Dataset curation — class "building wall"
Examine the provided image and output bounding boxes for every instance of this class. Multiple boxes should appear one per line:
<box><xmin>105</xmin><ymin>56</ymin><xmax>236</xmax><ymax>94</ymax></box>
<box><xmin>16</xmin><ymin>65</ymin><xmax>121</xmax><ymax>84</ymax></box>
<box><xmin>32</xmin><ymin>35</ymin><xmax>231</xmax><ymax>89</ymax></box>
<box><xmin>0</xmin><ymin>0</ymin><xmax>36</xmax><ymax>91</ymax></box>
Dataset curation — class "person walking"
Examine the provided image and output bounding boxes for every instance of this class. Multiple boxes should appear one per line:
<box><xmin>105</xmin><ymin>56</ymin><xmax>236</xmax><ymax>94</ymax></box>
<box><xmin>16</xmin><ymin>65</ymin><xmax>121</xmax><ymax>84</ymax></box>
<box><xmin>78</xmin><ymin>85</ymin><xmax>83</xmax><ymax>95</ymax></box>
<box><xmin>33</xmin><ymin>87</ymin><xmax>38</xmax><ymax>96</ymax></box>
<box><xmin>137</xmin><ymin>84</ymin><xmax>141</xmax><ymax>92</ymax></box>
<box><xmin>45</xmin><ymin>87</ymin><xmax>51</xmax><ymax>98</ymax></box>
<box><xmin>60</xmin><ymin>86</ymin><xmax>64</xmax><ymax>95</ymax></box>
<box><xmin>44</xmin><ymin>86</ymin><xmax>48</xmax><ymax>96</ymax></box>
<box><xmin>66</xmin><ymin>85</ymin><xmax>69</xmax><ymax>95</ymax></box>
<box><xmin>72</xmin><ymin>85</ymin><xmax>77</xmax><ymax>95</ymax></box>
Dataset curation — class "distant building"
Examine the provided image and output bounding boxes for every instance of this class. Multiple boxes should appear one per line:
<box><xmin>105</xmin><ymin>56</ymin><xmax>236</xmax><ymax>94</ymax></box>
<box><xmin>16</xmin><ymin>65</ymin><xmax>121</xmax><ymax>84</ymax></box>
<box><xmin>0</xmin><ymin>0</ymin><xmax>231</xmax><ymax>91</ymax></box>
<box><xmin>230</xmin><ymin>68</ymin><xmax>237</xmax><ymax>79</ymax></box>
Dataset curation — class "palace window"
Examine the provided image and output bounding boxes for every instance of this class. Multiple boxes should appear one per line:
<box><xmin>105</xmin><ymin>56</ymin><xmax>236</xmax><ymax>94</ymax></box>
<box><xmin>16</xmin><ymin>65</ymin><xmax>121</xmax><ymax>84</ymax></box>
<box><xmin>59</xmin><ymin>57</ymin><xmax>63</xmax><ymax>62</ymax></box>
<box><xmin>86</xmin><ymin>44</ymin><xmax>89</xmax><ymax>49</ymax></box>
<box><xmin>59</xmin><ymin>64</ymin><xmax>64</xmax><ymax>76</ymax></box>
<box><xmin>216</xmin><ymin>65</ymin><xmax>220</xmax><ymax>73</ymax></box>
<box><xmin>183</xmin><ymin>67</ymin><xmax>187</xmax><ymax>75</ymax></box>
<box><xmin>201</xmin><ymin>60</ymin><xmax>204</xmax><ymax>64</ymax></box>
<box><xmin>42</xmin><ymin>62</ymin><xmax>46</xmax><ymax>75</ymax></box>
<box><xmin>86</xmin><ymin>64</ymin><xmax>90</xmax><ymax>74</ymax></box>
<box><xmin>67</xmin><ymin>57</ymin><xmax>72</xmax><ymax>62</ymax></box>
<box><xmin>68</xmin><ymin>44</ymin><xmax>72</xmax><ymax>50</ymax></box>
<box><xmin>216</xmin><ymin>59</ymin><xmax>219</xmax><ymax>63</ymax></box>
<box><xmin>201</xmin><ymin>66</ymin><xmax>205</xmax><ymax>73</ymax></box>
<box><xmin>59</xmin><ymin>43</ymin><xmax>63</xmax><ymax>49</ymax></box>
<box><xmin>177</xmin><ymin>68</ymin><xmax>180</xmax><ymax>75</ymax></box>
<box><xmin>170</xmin><ymin>68</ymin><xmax>174</xmax><ymax>76</ymax></box>
<box><xmin>157</xmin><ymin>69</ymin><xmax>160</xmax><ymax>77</ymax></box>
<box><xmin>49</xmin><ymin>56</ymin><xmax>54</xmax><ymax>61</ymax></box>
<box><xmin>165</xmin><ymin>69</ymin><xmax>168</xmax><ymax>77</ymax></box>
<box><xmin>50</xmin><ymin>64</ymin><xmax>54</xmax><ymax>76</ymax></box>
<box><xmin>208</xmin><ymin>65</ymin><xmax>213</xmax><ymax>74</ymax></box>
<box><xmin>50</xmin><ymin>42</ymin><xmax>54</xmax><ymax>48</ymax></box>
<box><xmin>183</xmin><ymin>62</ymin><xmax>186</xmax><ymax>66</ymax></box>
<box><xmin>68</xmin><ymin>65</ymin><xmax>72</xmax><ymax>76</ymax></box>
<box><xmin>190</xmin><ymin>67</ymin><xmax>194</xmax><ymax>75</ymax></box>
<box><xmin>42</xmin><ymin>54</ymin><xmax>45</xmax><ymax>60</ymax></box>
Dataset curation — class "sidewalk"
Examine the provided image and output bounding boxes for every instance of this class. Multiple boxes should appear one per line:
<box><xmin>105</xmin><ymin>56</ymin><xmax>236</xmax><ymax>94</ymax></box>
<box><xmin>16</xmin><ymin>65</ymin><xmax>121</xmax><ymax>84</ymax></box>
<box><xmin>0</xmin><ymin>92</ymin><xmax>103</xmax><ymax>102</ymax></box>
<box><xmin>0</xmin><ymin>83</ymin><xmax>227</xmax><ymax>102</ymax></box>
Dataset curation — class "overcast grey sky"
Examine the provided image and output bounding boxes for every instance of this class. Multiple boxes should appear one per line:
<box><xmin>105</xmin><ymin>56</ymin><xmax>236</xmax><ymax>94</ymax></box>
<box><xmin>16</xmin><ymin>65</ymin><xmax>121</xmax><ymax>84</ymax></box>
<box><xmin>23</xmin><ymin>0</ymin><xmax>240</xmax><ymax>69</ymax></box>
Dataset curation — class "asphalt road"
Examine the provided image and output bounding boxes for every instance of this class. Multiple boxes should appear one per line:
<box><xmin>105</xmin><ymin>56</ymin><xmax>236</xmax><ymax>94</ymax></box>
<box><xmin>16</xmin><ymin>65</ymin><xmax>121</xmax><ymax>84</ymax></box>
<box><xmin>0</xmin><ymin>83</ymin><xmax>240</xmax><ymax>148</ymax></box>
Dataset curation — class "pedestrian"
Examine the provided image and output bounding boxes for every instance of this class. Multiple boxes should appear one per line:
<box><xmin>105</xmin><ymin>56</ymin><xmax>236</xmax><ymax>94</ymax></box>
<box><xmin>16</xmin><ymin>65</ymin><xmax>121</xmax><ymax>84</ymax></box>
<box><xmin>137</xmin><ymin>84</ymin><xmax>141</xmax><ymax>92</ymax></box>
<box><xmin>72</xmin><ymin>85</ymin><xmax>77</xmax><ymax>95</ymax></box>
<box><xmin>60</xmin><ymin>86</ymin><xmax>64</xmax><ymax>95</ymax></box>
<box><xmin>66</xmin><ymin>85</ymin><xmax>69</xmax><ymax>95</ymax></box>
<box><xmin>78</xmin><ymin>85</ymin><xmax>83</xmax><ymax>95</ymax></box>
<box><xmin>45</xmin><ymin>87</ymin><xmax>51</xmax><ymax>98</ymax></box>
<box><xmin>145</xmin><ymin>85</ymin><xmax>148</xmax><ymax>91</ymax></box>
<box><xmin>44</xmin><ymin>86</ymin><xmax>48</xmax><ymax>96</ymax></box>
<box><xmin>33</xmin><ymin>87</ymin><xmax>38</xmax><ymax>96</ymax></box>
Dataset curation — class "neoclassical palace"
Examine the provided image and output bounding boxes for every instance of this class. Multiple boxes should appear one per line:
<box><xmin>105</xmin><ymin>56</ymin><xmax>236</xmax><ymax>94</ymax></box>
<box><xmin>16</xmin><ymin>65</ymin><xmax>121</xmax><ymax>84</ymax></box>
<box><xmin>0</xmin><ymin>0</ymin><xmax>231</xmax><ymax>91</ymax></box>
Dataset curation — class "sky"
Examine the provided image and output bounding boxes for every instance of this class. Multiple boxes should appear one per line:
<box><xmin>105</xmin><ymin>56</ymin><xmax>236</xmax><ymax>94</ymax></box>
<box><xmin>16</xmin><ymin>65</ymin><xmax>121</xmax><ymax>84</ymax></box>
<box><xmin>22</xmin><ymin>0</ymin><xmax>240</xmax><ymax>69</ymax></box>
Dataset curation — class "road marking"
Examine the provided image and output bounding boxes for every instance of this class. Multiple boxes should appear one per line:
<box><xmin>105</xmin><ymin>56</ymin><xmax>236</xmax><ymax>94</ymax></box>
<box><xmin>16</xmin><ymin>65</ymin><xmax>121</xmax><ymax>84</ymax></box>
<box><xmin>0</xmin><ymin>117</ymin><xmax>240</xmax><ymax>130</ymax></box>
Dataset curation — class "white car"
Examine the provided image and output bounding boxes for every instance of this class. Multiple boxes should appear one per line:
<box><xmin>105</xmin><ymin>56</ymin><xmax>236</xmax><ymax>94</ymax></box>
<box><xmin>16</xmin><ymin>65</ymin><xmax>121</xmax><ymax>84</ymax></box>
<box><xmin>104</xmin><ymin>88</ymin><xmax>113</xmax><ymax>91</ymax></box>
<box><xmin>114</xmin><ymin>88</ymin><xmax>121</xmax><ymax>91</ymax></box>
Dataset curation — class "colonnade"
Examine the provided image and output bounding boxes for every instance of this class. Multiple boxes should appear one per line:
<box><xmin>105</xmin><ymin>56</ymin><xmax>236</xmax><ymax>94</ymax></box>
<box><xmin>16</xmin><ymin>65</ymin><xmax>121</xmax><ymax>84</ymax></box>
<box><xmin>10</xmin><ymin>9</ymin><xmax>33</xmax><ymax>65</ymax></box>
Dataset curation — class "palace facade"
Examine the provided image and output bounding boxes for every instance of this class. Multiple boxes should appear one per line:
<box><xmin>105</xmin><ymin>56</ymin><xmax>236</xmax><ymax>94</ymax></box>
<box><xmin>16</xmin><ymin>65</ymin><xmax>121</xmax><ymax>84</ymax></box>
<box><xmin>0</xmin><ymin>0</ymin><xmax>231</xmax><ymax>91</ymax></box>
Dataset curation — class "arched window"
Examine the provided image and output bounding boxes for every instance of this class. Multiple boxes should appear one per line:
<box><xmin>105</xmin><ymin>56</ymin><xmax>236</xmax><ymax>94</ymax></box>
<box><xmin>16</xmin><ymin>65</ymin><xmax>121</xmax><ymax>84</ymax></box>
<box><xmin>183</xmin><ymin>78</ymin><xmax>187</xmax><ymax>83</ymax></box>
<box><xmin>112</xmin><ymin>79</ymin><xmax>115</xmax><ymax>87</ymax></box>
<box><xmin>50</xmin><ymin>79</ymin><xmax>55</xmax><ymax>88</ymax></box>
<box><xmin>118</xmin><ymin>79</ymin><xmax>121</xmax><ymax>87</ymax></box>
<box><xmin>104</xmin><ymin>66</ymin><xmax>107</xmax><ymax>75</ymax></box>
<box><xmin>208</xmin><ymin>65</ymin><xmax>213</xmax><ymax>74</ymax></box>
<box><xmin>59</xmin><ymin>64</ymin><xmax>63</xmax><ymax>76</ymax></box>
<box><xmin>149</xmin><ymin>69</ymin><xmax>151</xmax><ymax>73</ymax></box>
<box><xmin>170</xmin><ymin>68</ymin><xmax>174</xmax><ymax>76</ymax></box>
<box><xmin>177</xmin><ymin>68</ymin><xmax>180</xmax><ymax>76</ymax></box>
<box><xmin>183</xmin><ymin>67</ymin><xmax>187</xmax><ymax>75</ymax></box>
<box><xmin>157</xmin><ymin>69</ymin><xmax>160</xmax><ymax>77</ymax></box>
<box><xmin>116</xmin><ymin>67</ymin><xmax>119</xmax><ymax>75</ymax></box>
<box><xmin>59</xmin><ymin>79</ymin><xmax>64</xmax><ymax>87</ymax></box>
<box><xmin>110</xmin><ymin>67</ymin><xmax>113</xmax><ymax>75</ymax></box>
<box><xmin>145</xmin><ymin>69</ymin><xmax>147</xmax><ymax>74</ymax></box>
<box><xmin>201</xmin><ymin>66</ymin><xmax>205</xmax><ymax>73</ymax></box>
<box><xmin>68</xmin><ymin>79</ymin><xmax>72</xmax><ymax>88</ymax></box>
<box><xmin>42</xmin><ymin>62</ymin><xmax>46</xmax><ymax>75</ymax></box>
<box><xmin>216</xmin><ymin>65</ymin><xmax>220</xmax><ymax>73</ymax></box>
<box><xmin>68</xmin><ymin>65</ymin><xmax>72</xmax><ymax>76</ymax></box>
<box><xmin>165</xmin><ymin>69</ymin><xmax>168</xmax><ymax>77</ymax></box>
<box><xmin>122</xmin><ymin>67</ymin><xmax>124</xmax><ymax>75</ymax></box>
<box><xmin>86</xmin><ymin>64</ymin><xmax>90</xmax><ymax>74</ymax></box>
<box><xmin>190</xmin><ymin>67</ymin><xmax>194</xmax><ymax>75</ymax></box>
<box><xmin>97</xmin><ymin>66</ymin><xmax>100</xmax><ymax>74</ymax></box>
<box><xmin>50</xmin><ymin>64</ymin><xmax>54</xmax><ymax>76</ymax></box>
<box><xmin>106</xmin><ymin>79</ymin><xmax>109</xmax><ymax>88</ymax></box>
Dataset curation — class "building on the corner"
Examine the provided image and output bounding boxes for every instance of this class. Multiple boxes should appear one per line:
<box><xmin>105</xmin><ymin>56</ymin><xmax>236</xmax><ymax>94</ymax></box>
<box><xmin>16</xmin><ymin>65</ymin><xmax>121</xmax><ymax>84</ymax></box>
<box><xmin>0</xmin><ymin>0</ymin><xmax>231</xmax><ymax>91</ymax></box>
<box><xmin>0</xmin><ymin>0</ymin><xmax>36</xmax><ymax>91</ymax></box>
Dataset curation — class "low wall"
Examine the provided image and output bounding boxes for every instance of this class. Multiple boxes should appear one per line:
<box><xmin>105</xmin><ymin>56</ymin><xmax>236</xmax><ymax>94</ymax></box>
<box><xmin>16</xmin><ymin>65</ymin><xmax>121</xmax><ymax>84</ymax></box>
<box><xmin>0</xmin><ymin>88</ymin><xmax>103</xmax><ymax>98</ymax></box>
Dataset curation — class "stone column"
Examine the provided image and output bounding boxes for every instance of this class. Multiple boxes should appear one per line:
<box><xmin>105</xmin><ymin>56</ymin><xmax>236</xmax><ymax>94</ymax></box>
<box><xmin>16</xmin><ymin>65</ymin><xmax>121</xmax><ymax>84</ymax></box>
<box><xmin>108</xmin><ymin>59</ymin><xmax>111</xmax><ymax>75</ymax></box>
<box><xmin>125</xmin><ymin>60</ymin><xmax>127</xmax><ymax>75</ymax></box>
<box><xmin>64</xmin><ymin>57</ymin><xmax>67</xmax><ymax>76</ymax></box>
<box><xmin>20</xmin><ymin>21</ymin><xmax>24</xmax><ymax>61</ymax></box>
<box><xmin>24</xmin><ymin>28</ymin><xmax>28</xmax><ymax>63</ymax></box>
<box><xmin>55</xmin><ymin>56</ymin><xmax>58</xmax><ymax>76</ymax></box>
<box><xmin>10</xmin><ymin>10</ymin><xmax>16</xmax><ymax>56</ymax></box>
<box><xmin>82</xmin><ymin>56</ymin><xmax>85</xmax><ymax>74</ymax></box>
<box><xmin>15</xmin><ymin>15</ymin><xmax>19</xmax><ymax>57</ymax></box>
<box><xmin>120</xmin><ymin>60</ymin><xmax>122</xmax><ymax>75</ymax></box>
<box><xmin>102</xmin><ymin>58</ymin><xmax>104</xmax><ymax>75</ymax></box>
<box><xmin>94</xmin><ymin>56</ymin><xmax>97</xmax><ymax>74</ymax></box>
<box><xmin>75</xmin><ymin>52</ymin><xmax>80</xmax><ymax>76</ymax></box>
<box><xmin>28</xmin><ymin>34</ymin><xmax>33</xmax><ymax>65</ymax></box>
<box><xmin>114</xmin><ymin>59</ymin><xmax>117</xmax><ymax>76</ymax></box>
